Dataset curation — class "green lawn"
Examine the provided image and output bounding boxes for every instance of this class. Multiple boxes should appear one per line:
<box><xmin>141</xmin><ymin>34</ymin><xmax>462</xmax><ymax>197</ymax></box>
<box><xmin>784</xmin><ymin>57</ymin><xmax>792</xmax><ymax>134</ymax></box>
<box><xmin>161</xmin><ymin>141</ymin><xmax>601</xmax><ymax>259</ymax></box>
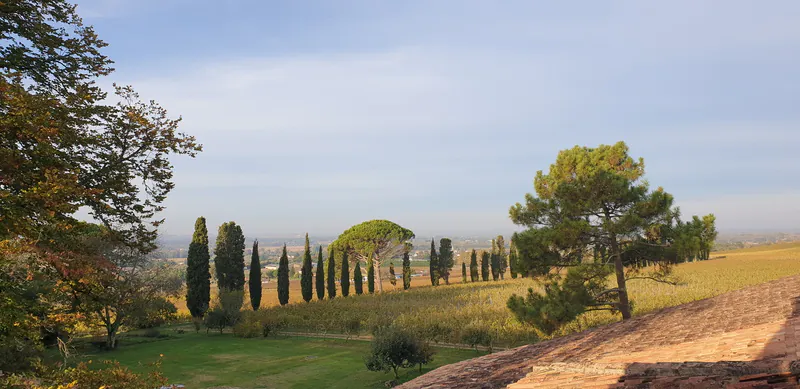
<box><xmin>87</xmin><ymin>331</ymin><xmax>484</xmax><ymax>388</ymax></box>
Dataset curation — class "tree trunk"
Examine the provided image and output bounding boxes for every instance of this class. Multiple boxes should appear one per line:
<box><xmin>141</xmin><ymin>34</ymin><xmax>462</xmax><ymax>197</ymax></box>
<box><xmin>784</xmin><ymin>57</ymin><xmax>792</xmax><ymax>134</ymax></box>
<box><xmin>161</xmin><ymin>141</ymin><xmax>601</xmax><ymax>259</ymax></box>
<box><xmin>610</xmin><ymin>238</ymin><xmax>632</xmax><ymax>320</ymax></box>
<box><xmin>374</xmin><ymin>258</ymin><xmax>383</xmax><ymax>293</ymax></box>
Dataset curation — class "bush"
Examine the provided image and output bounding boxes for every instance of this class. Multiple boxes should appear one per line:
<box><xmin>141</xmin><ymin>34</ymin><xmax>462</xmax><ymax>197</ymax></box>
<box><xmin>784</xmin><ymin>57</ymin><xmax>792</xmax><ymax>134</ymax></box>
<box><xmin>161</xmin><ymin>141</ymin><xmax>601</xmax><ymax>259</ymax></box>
<box><xmin>233</xmin><ymin>314</ymin><xmax>262</xmax><ymax>338</ymax></box>
<box><xmin>142</xmin><ymin>328</ymin><xmax>161</xmax><ymax>338</ymax></box>
<box><xmin>204</xmin><ymin>308</ymin><xmax>230</xmax><ymax>334</ymax></box>
<box><xmin>343</xmin><ymin>318</ymin><xmax>362</xmax><ymax>340</ymax></box>
<box><xmin>364</xmin><ymin>327</ymin><xmax>435</xmax><ymax>379</ymax></box>
<box><xmin>14</xmin><ymin>360</ymin><xmax>167</xmax><ymax>389</ymax></box>
<box><xmin>128</xmin><ymin>296</ymin><xmax>178</xmax><ymax>329</ymax></box>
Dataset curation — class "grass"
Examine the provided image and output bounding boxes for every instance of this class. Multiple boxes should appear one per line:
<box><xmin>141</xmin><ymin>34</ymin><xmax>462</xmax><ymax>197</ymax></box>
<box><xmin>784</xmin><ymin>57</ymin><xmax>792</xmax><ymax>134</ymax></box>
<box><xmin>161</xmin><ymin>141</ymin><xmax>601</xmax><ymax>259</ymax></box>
<box><xmin>88</xmin><ymin>332</ymin><xmax>483</xmax><ymax>389</ymax></box>
<box><xmin>245</xmin><ymin>242</ymin><xmax>800</xmax><ymax>346</ymax></box>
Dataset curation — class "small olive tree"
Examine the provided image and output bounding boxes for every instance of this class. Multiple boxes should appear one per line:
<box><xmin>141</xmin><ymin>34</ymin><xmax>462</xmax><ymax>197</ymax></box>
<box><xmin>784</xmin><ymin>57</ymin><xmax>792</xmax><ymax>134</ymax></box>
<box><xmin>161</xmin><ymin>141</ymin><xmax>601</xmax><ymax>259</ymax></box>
<box><xmin>364</xmin><ymin>327</ymin><xmax>434</xmax><ymax>379</ymax></box>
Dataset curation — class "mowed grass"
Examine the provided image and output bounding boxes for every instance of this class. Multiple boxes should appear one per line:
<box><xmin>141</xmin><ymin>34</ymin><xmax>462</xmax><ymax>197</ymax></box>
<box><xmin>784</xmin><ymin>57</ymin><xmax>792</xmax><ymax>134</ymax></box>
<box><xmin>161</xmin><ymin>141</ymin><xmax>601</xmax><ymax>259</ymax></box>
<box><xmin>249</xmin><ymin>242</ymin><xmax>800</xmax><ymax>345</ymax></box>
<box><xmin>92</xmin><ymin>332</ymin><xmax>483</xmax><ymax>389</ymax></box>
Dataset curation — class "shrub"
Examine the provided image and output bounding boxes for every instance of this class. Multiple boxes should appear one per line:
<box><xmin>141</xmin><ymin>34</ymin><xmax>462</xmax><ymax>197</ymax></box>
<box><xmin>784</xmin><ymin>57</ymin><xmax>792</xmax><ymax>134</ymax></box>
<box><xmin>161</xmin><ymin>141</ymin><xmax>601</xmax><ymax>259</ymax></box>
<box><xmin>364</xmin><ymin>327</ymin><xmax>435</xmax><ymax>379</ymax></box>
<box><xmin>127</xmin><ymin>297</ymin><xmax>178</xmax><ymax>329</ymax></box>
<box><xmin>233</xmin><ymin>314</ymin><xmax>262</xmax><ymax>338</ymax></box>
<box><xmin>142</xmin><ymin>328</ymin><xmax>161</xmax><ymax>338</ymax></box>
<box><xmin>204</xmin><ymin>308</ymin><xmax>231</xmax><ymax>334</ymax></box>
<box><xmin>27</xmin><ymin>360</ymin><xmax>166</xmax><ymax>389</ymax></box>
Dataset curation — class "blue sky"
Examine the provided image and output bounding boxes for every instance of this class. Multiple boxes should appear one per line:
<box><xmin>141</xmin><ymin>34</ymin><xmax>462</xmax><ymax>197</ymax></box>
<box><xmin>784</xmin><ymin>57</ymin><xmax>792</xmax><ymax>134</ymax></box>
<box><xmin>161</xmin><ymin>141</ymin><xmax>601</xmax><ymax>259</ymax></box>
<box><xmin>77</xmin><ymin>0</ymin><xmax>800</xmax><ymax>237</ymax></box>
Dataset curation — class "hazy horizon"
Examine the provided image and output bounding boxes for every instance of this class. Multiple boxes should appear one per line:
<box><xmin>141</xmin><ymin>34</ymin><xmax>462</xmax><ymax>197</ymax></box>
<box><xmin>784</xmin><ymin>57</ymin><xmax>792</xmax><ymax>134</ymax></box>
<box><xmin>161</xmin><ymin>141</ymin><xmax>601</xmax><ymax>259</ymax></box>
<box><xmin>78</xmin><ymin>0</ymin><xmax>800</xmax><ymax>237</ymax></box>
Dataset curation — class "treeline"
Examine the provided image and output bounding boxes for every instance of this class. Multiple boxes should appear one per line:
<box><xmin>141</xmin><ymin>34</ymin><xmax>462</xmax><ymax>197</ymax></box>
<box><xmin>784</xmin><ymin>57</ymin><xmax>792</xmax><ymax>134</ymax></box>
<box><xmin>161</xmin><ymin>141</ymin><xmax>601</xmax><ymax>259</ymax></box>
<box><xmin>185</xmin><ymin>219</ymin><xmax>420</xmax><ymax>331</ymax></box>
<box><xmin>428</xmin><ymin>235</ymin><xmax>520</xmax><ymax>286</ymax></box>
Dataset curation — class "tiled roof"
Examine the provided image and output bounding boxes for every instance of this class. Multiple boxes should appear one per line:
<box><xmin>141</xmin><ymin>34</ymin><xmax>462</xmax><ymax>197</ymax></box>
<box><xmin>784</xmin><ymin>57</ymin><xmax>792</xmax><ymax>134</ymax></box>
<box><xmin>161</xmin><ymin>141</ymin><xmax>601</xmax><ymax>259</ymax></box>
<box><xmin>399</xmin><ymin>275</ymin><xmax>800</xmax><ymax>388</ymax></box>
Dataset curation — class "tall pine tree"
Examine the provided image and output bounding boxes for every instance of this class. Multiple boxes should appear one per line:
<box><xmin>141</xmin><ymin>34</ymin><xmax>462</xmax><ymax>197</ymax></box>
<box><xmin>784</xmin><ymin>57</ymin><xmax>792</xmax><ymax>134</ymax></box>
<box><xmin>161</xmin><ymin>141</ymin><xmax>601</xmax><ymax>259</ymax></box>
<box><xmin>315</xmin><ymin>246</ymin><xmax>325</xmax><ymax>300</ymax></box>
<box><xmin>300</xmin><ymin>233</ymin><xmax>313</xmax><ymax>302</ymax></box>
<box><xmin>402</xmin><ymin>247</ymin><xmax>411</xmax><ymax>290</ymax></box>
<box><xmin>214</xmin><ymin>222</ymin><xmax>246</xmax><ymax>296</ymax></box>
<box><xmin>469</xmin><ymin>249</ymin><xmax>479</xmax><ymax>282</ymax></box>
<box><xmin>367</xmin><ymin>260</ymin><xmax>375</xmax><ymax>294</ymax></box>
<box><xmin>354</xmin><ymin>260</ymin><xmax>364</xmax><ymax>295</ymax></box>
<box><xmin>327</xmin><ymin>249</ymin><xmax>337</xmax><ymax>299</ymax></box>
<box><xmin>186</xmin><ymin>217</ymin><xmax>210</xmax><ymax>318</ymax></box>
<box><xmin>248</xmin><ymin>240</ymin><xmax>262</xmax><ymax>310</ymax></box>
<box><xmin>462</xmin><ymin>262</ymin><xmax>467</xmax><ymax>283</ymax></box>
<box><xmin>341</xmin><ymin>251</ymin><xmax>350</xmax><ymax>297</ymax></box>
<box><xmin>438</xmin><ymin>238</ymin><xmax>454</xmax><ymax>284</ymax></box>
<box><xmin>429</xmin><ymin>238</ymin><xmax>439</xmax><ymax>286</ymax></box>
<box><xmin>277</xmin><ymin>244</ymin><xmax>289</xmax><ymax>305</ymax></box>
<box><xmin>480</xmin><ymin>250</ymin><xmax>490</xmax><ymax>281</ymax></box>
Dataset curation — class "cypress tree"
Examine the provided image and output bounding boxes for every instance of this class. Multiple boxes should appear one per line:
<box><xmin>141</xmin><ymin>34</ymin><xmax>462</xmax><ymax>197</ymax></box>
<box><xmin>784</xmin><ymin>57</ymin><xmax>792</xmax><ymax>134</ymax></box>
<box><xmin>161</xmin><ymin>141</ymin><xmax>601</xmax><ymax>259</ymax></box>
<box><xmin>438</xmin><ymin>238</ymin><xmax>454</xmax><ymax>285</ymax></box>
<box><xmin>327</xmin><ymin>249</ymin><xmax>337</xmax><ymax>299</ymax></box>
<box><xmin>300</xmin><ymin>233</ymin><xmax>313</xmax><ymax>302</ymax></box>
<box><xmin>186</xmin><ymin>217</ymin><xmax>210</xmax><ymax>318</ymax></box>
<box><xmin>461</xmin><ymin>262</ymin><xmax>467</xmax><ymax>283</ymax></box>
<box><xmin>469</xmin><ymin>249</ymin><xmax>479</xmax><ymax>282</ymax></box>
<box><xmin>496</xmin><ymin>235</ymin><xmax>507</xmax><ymax>280</ymax></box>
<box><xmin>341</xmin><ymin>251</ymin><xmax>350</xmax><ymax>297</ymax></box>
<box><xmin>315</xmin><ymin>246</ymin><xmax>325</xmax><ymax>300</ymax></box>
<box><xmin>509</xmin><ymin>238</ymin><xmax>519</xmax><ymax>279</ymax></box>
<box><xmin>354</xmin><ymin>260</ymin><xmax>364</xmax><ymax>295</ymax></box>
<box><xmin>490</xmin><ymin>239</ymin><xmax>500</xmax><ymax>281</ymax></box>
<box><xmin>214</xmin><ymin>222</ymin><xmax>246</xmax><ymax>303</ymax></box>
<box><xmin>429</xmin><ymin>238</ymin><xmax>439</xmax><ymax>286</ymax></box>
<box><xmin>402</xmin><ymin>247</ymin><xmax>411</xmax><ymax>290</ymax></box>
<box><xmin>480</xmin><ymin>250</ymin><xmax>490</xmax><ymax>281</ymax></box>
<box><xmin>389</xmin><ymin>262</ymin><xmax>397</xmax><ymax>289</ymax></box>
<box><xmin>277</xmin><ymin>244</ymin><xmax>289</xmax><ymax>305</ymax></box>
<box><xmin>367</xmin><ymin>260</ymin><xmax>375</xmax><ymax>294</ymax></box>
<box><xmin>248</xmin><ymin>240</ymin><xmax>262</xmax><ymax>310</ymax></box>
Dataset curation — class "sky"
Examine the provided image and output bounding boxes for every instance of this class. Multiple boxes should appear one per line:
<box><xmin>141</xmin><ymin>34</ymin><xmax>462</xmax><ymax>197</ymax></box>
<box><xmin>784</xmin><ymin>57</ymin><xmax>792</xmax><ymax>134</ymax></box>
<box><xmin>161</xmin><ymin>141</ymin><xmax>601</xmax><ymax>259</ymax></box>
<box><xmin>76</xmin><ymin>0</ymin><xmax>800</xmax><ymax>237</ymax></box>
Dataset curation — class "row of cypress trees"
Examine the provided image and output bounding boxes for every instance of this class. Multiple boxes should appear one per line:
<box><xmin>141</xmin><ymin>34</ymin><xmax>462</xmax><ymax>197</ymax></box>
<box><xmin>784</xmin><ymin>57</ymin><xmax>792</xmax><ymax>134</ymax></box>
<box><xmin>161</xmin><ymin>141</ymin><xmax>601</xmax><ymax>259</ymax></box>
<box><xmin>429</xmin><ymin>235</ymin><xmax>520</xmax><ymax>287</ymax></box>
<box><xmin>186</xmin><ymin>218</ymin><xmax>418</xmax><ymax>318</ymax></box>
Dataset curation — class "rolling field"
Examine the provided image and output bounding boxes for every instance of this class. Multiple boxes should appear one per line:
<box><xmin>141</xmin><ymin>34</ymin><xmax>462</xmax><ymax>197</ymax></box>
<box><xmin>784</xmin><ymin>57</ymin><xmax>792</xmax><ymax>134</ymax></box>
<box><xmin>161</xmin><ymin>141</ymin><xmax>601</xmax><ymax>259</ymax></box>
<box><xmin>246</xmin><ymin>242</ymin><xmax>800</xmax><ymax>345</ymax></box>
<box><xmin>103</xmin><ymin>242</ymin><xmax>800</xmax><ymax>388</ymax></box>
<box><xmin>90</xmin><ymin>333</ymin><xmax>483</xmax><ymax>388</ymax></box>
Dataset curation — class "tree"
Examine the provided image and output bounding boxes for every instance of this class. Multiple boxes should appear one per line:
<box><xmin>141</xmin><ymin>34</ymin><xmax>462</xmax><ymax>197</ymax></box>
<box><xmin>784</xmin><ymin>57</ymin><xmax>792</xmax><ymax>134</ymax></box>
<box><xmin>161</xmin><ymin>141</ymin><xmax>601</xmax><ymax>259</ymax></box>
<box><xmin>389</xmin><ymin>263</ymin><xmax>397</xmax><ymax>289</ymax></box>
<box><xmin>496</xmin><ymin>236</ymin><xmax>507</xmax><ymax>280</ymax></box>
<box><xmin>186</xmin><ymin>217</ymin><xmax>211</xmax><ymax>319</ymax></box>
<box><xmin>0</xmin><ymin>1</ymin><xmax>202</xmax><ymax>254</ymax></box>
<box><xmin>315</xmin><ymin>246</ymin><xmax>325</xmax><ymax>300</ymax></box>
<box><xmin>402</xmin><ymin>246</ymin><xmax>412</xmax><ymax>290</ymax></box>
<box><xmin>367</xmin><ymin>261</ymin><xmax>375</xmax><ymax>294</ymax></box>
<box><xmin>438</xmin><ymin>238</ymin><xmax>454</xmax><ymax>284</ymax></box>
<box><xmin>700</xmin><ymin>214</ymin><xmax>718</xmax><ymax>260</ymax></box>
<box><xmin>364</xmin><ymin>327</ymin><xmax>435</xmax><ymax>379</ymax></box>
<box><xmin>327</xmin><ymin>249</ymin><xmax>337</xmax><ymax>299</ymax></box>
<box><xmin>248</xmin><ymin>240</ymin><xmax>262</xmax><ymax>310</ymax></box>
<box><xmin>341</xmin><ymin>251</ymin><xmax>350</xmax><ymax>297</ymax></box>
<box><xmin>509</xmin><ymin>141</ymin><xmax>683</xmax><ymax>323</ymax></box>
<box><xmin>469</xmin><ymin>249</ymin><xmax>479</xmax><ymax>282</ymax></box>
<box><xmin>300</xmin><ymin>233</ymin><xmax>313</xmax><ymax>302</ymax></box>
<box><xmin>277</xmin><ymin>245</ymin><xmax>289</xmax><ymax>306</ymax></box>
<box><xmin>462</xmin><ymin>263</ymin><xmax>468</xmax><ymax>283</ymax></box>
<box><xmin>330</xmin><ymin>220</ymin><xmax>415</xmax><ymax>293</ymax></box>
<box><xmin>214</xmin><ymin>222</ymin><xmax>246</xmax><ymax>300</ymax></box>
<box><xmin>480</xmin><ymin>251</ymin><xmax>490</xmax><ymax>281</ymax></box>
<box><xmin>72</xmin><ymin>236</ymin><xmax>183</xmax><ymax>349</ymax></box>
<box><xmin>429</xmin><ymin>239</ymin><xmax>439</xmax><ymax>286</ymax></box>
<box><xmin>508</xmin><ymin>238</ymin><xmax>519</xmax><ymax>279</ymax></box>
<box><xmin>0</xmin><ymin>0</ymin><xmax>201</xmax><ymax>369</ymax></box>
<box><xmin>354</xmin><ymin>260</ymin><xmax>364</xmax><ymax>295</ymax></box>
<box><xmin>490</xmin><ymin>239</ymin><xmax>500</xmax><ymax>281</ymax></box>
